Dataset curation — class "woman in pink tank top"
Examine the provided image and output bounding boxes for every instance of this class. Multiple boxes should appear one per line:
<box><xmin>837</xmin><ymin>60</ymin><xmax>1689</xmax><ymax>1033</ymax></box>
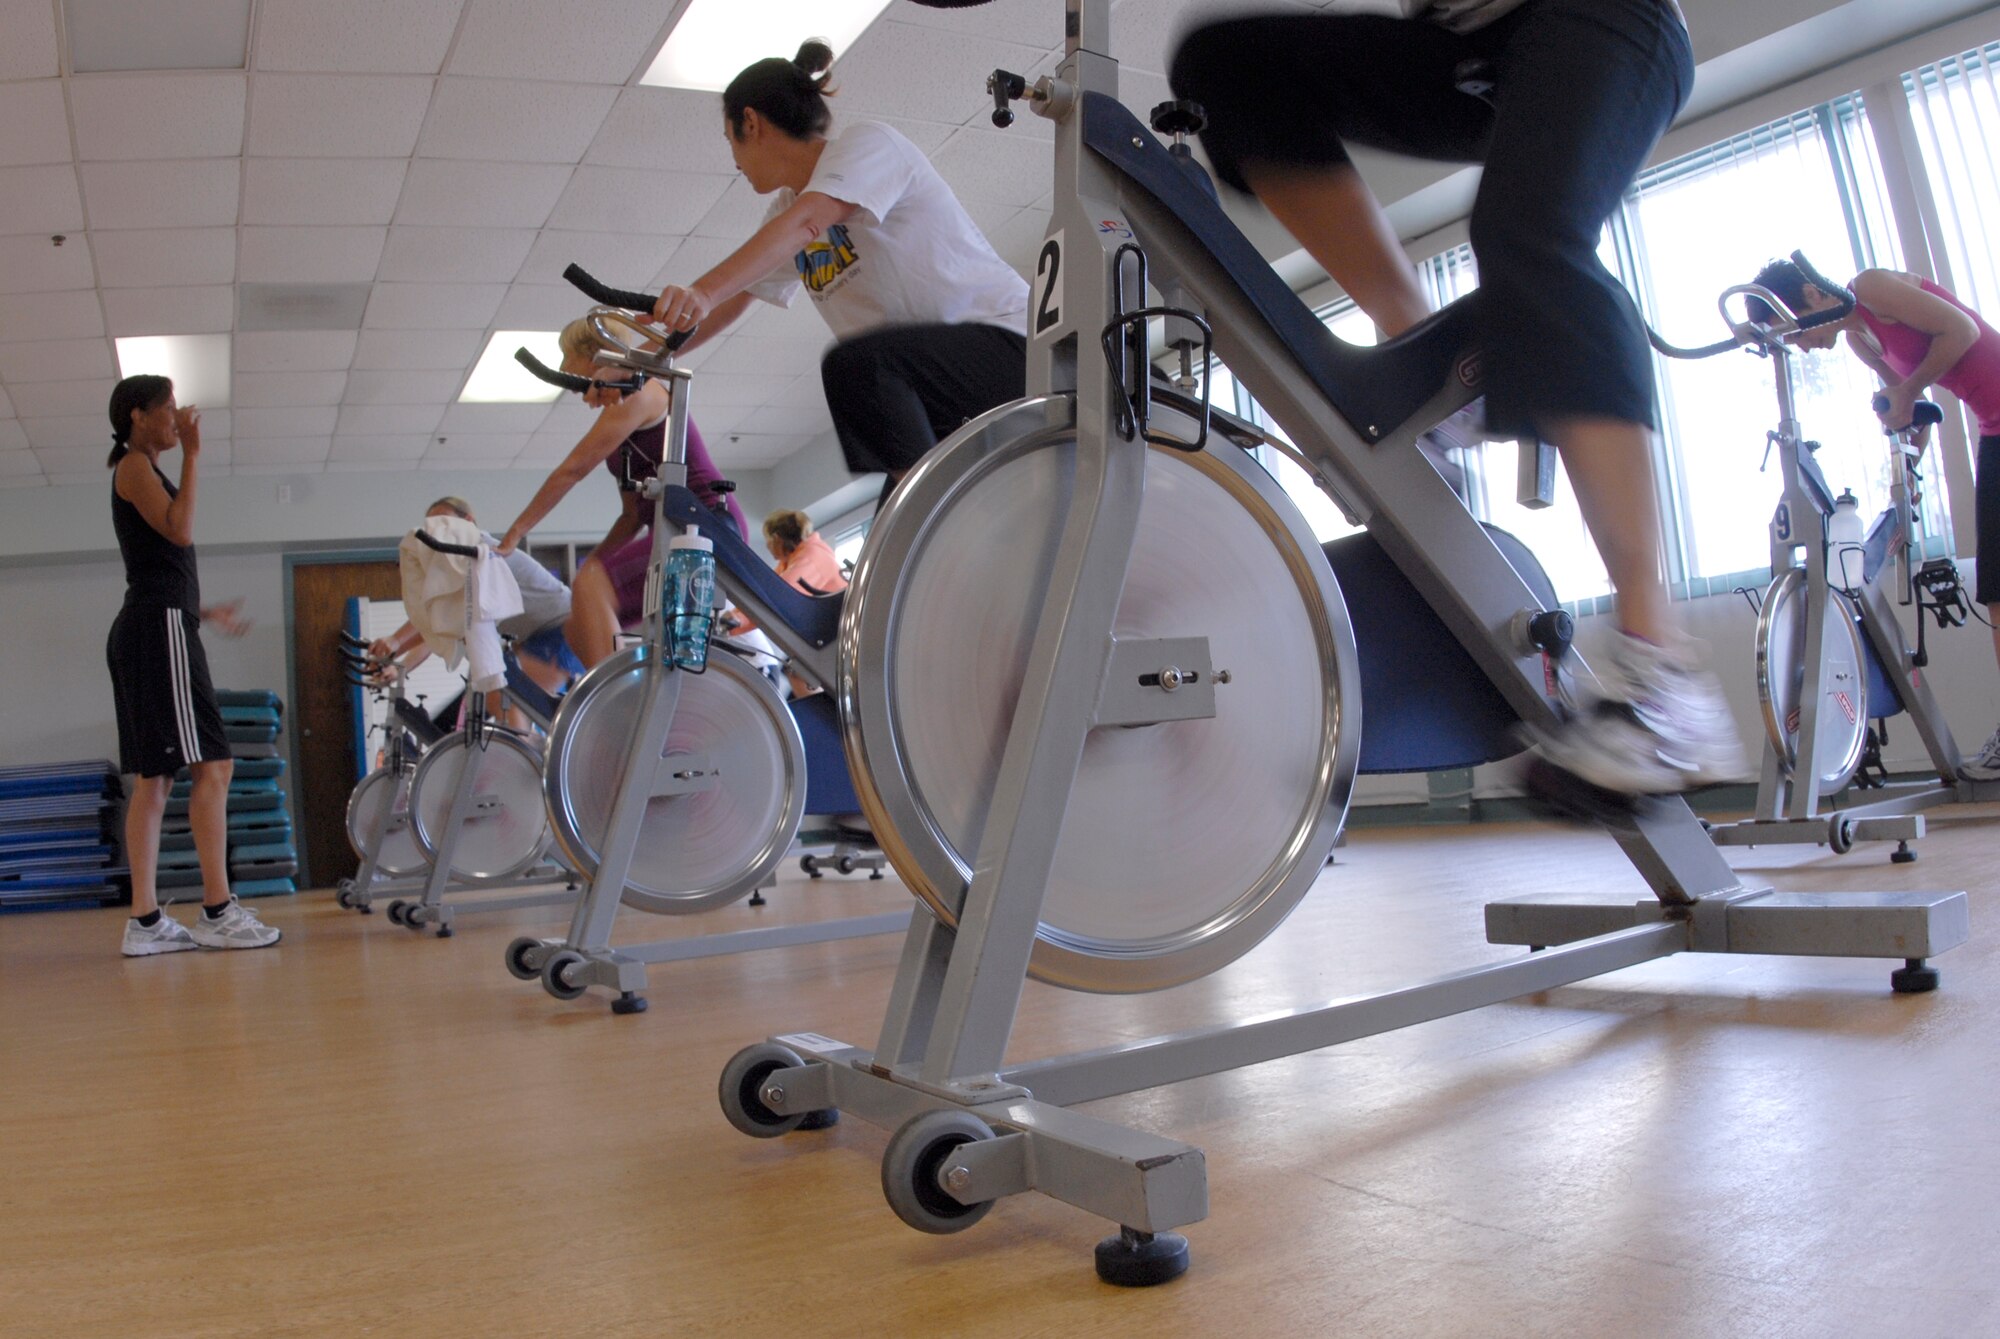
<box><xmin>1752</xmin><ymin>259</ymin><xmax>2000</xmax><ymax>779</ymax></box>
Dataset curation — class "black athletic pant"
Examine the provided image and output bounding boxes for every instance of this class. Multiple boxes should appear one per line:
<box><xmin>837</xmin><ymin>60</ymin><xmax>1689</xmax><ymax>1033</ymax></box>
<box><xmin>820</xmin><ymin>323</ymin><xmax>1028</xmax><ymax>490</ymax></box>
<box><xmin>1978</xmin><ymin>434</ymin><xmax>1999</xmax><ymax>606</ymax></box>
<box><xmin>1171</xmin><ymin>0</ymin><xmax>1693</xmax><ymax>440</ymax></box>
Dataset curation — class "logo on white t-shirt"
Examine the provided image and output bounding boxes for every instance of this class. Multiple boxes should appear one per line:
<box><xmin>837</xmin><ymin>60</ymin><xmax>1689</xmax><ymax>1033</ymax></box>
<box><xmin>796</xmin><ymin>223</ymin><xmax>860</xmax><ymax>296</ymax></box>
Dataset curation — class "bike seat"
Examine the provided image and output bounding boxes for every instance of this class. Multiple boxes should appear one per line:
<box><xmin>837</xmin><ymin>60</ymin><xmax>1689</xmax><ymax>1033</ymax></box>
<box><xmin>661</xmin><ymin>486</ymin><xmax>844</xmax><ymax>649</ymax></box>
<box><xmin>1084</xmin><ymin>92</ymin><xmax>1481</xmax><ymax>444</ymax></box>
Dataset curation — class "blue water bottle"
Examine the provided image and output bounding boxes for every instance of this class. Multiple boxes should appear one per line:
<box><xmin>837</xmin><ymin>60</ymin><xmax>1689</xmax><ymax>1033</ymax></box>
<box><xmin>664</xmin><ymin>534</ymin><xmax>716</xmax><ymax>671</ymax></box>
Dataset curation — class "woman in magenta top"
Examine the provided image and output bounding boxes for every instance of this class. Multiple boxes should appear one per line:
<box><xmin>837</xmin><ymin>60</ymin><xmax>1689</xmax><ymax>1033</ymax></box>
<box><xmin>497</xmin><ymin>316</ymin><xmax>747</xmax><ymax>668</ymax></box>
<box><xmin>1754</xmin><ymin>259</ymin><xmax>2000</xmax><ymax>780</ymax></box>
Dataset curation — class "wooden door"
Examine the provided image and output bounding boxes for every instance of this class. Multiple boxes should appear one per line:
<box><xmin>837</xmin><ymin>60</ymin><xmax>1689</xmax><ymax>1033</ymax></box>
<box><xmin>289</xmin><ymin>557</ymin><xmax>401</xmax><ymax>889</ymax></box>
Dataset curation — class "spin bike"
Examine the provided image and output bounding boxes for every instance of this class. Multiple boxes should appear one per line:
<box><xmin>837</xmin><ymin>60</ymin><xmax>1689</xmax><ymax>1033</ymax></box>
<box><xmin>1675</xmin><ymin>259</ymin><xmax>2000</xmax><ymax>858</ymax></box>
<box><xmin>499</xmin><ymin>276</ymin><xmax>908</xmax><ymax>1015</ymax></box>
<box><xmin>337</xmin><ymin>634</ymin><xmax>442</xmax><ymax>899</ymax></box>
<box><xmin>714</xmin><ymin>0</ymin><xmax>1969</xmax><ymax>1288</ymax></box>
<box><xmin>336</xmin><ymin>549</ymin><xmax>580</xmax><ymax>935</ymax></box>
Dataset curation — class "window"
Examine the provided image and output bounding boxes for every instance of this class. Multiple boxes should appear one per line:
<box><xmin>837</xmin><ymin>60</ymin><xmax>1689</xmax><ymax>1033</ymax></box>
<box><xmin>1905</xmin><ymin>44</ymin><xmax>2000</xmax><ymax>321</ymax></box>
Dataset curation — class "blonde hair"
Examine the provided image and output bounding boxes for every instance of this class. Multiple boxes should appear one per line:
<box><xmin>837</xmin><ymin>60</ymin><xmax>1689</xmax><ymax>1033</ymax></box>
<box><xmin>763</xmin><ymin>508</ymin><xmax>813</xmax><ymax>553</ymax></box>
<box><xmin>427</xmin><ymin>496</ymin><xmax>473</xmax><ymax>520</ymax></box>
<box><xmin>558</xmin><ymin>317</ymin><xmax>606</xmax><ymax>367</ymax></box>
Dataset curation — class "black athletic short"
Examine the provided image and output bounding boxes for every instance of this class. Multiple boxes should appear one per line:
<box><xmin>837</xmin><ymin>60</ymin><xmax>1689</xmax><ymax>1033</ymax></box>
<box><xmin>107</xmin><ymin>605</ymin><xmax>230</xmax><ymax>778</ymax></box>
<box><xmin>1978</xmin><ymin>435</ymin><xmax>1999</xmax><ymax>606</ymax></box>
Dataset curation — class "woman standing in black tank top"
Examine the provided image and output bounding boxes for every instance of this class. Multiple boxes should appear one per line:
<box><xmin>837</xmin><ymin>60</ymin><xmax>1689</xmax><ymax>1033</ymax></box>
<box><xmin>106</xmin><ymin>375</ymin><xmax>279</xmax><ymax>956</ymax></box>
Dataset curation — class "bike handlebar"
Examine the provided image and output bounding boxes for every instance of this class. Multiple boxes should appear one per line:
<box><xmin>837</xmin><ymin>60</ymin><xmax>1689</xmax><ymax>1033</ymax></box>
<box><xmin>1873</xmin><ymin>394</ymin><xmax>1946</xmax><ymax>432</ymax></box>
<box><xmin>562</xmin><ymin>264</ymin><xmax>697</xmax><ymax>351</ymax></box>
<box><xmin>412</xmin><ymin>528</ymin><xmax>481</xmax><ymax>559</ymax></box>
<box><xmin>512</xmin><ymin>347</ymin><xmax>648</xmax><ymax>396</ymax></box>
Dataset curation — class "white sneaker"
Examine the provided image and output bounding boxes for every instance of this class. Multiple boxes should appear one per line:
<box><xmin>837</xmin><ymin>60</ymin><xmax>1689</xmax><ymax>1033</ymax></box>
<box><xmin>1961</xmin><ymin>725</ymin><xmax>2000</xmax><ymax>782</ymax></box>
<box><xmin>1532</xmin><ymin>632</ymin><xmax>1753</xmax><ymax>796</ymax></box>
<box><xmin>122</xmin><ymin>913</ymin><xmax>198</xmax><ymax>957</ymax></box>
<box><xmin>188</xmin><ymin>896</ymin><xmax>282</xmax><ymax>950</ymax></box>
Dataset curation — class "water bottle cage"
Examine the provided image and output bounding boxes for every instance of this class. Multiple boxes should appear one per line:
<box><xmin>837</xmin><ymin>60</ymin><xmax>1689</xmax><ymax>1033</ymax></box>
<box><xmin>1100</xmin><ymin>242</ymin><xmax>1213</xmax><ymax>453</ymax></box>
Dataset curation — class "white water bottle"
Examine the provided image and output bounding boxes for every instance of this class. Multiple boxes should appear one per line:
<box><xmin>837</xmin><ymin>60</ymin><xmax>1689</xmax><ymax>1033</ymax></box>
<box><xmin>1828</xmin><ymin>489</ymin><xmax>1865</xmax><ymax>591</ymax></box>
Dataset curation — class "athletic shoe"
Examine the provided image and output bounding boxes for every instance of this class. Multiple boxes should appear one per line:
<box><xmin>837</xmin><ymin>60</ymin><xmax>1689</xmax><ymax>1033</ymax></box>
<box><xmin>1531</xmin><ymin>631</ymin><xmax>1753</xmax><ymax>796</ymax></box>
<box><xmin>122</xmin><ymin>914</ymin><xmax>198</xmax><ymax>957</ymax></box>
<box><xmin>188</xmin><ymin>896</ymin><xmax>282</xmax><ymax>950</ymax></box>
<box><xmin>1961</xmin><ymin>725</ymin><xmax>2000</xmax><ymax>782</ymax></box>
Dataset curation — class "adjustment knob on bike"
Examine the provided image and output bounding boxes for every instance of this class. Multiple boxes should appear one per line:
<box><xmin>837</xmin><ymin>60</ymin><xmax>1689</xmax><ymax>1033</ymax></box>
<box><xmin>1526</xmin><ymin>609</ymin><xmax>1574</xmax><ymax>658</ymax></box>
<box><xmin>988</xmin><ymin>69</ymin><xmax>1027</xmax><ymax>128</ymax></box>
<box><xmin>1149</xmin><ymin>99</ymin><xmax>1207</xmax><ymax>141</ymax></box>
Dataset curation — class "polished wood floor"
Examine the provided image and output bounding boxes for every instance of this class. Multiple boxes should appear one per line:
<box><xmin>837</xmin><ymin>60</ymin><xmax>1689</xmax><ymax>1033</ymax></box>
<box><xmin>6</xmin><ymin>813</ymin><xmax>1999</xmax><ymax>1338</ymax></box>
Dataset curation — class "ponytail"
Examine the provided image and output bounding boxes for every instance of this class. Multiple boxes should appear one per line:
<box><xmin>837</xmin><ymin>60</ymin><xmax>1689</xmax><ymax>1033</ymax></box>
<box><xmin>723</xmin><ymin>39</ymin><xmax>837</xmax><ymax>140</ymax></box>
<box><xmin>107</xmin><ymin>374</ymin><xmax>173</xmax><ymax>468</ymax></box>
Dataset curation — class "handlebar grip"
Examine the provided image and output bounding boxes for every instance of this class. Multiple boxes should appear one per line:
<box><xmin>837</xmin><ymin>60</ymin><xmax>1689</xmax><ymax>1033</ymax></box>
<box><xmin>512</xmin><ymin>347</ymin><xmax>646</xmax><ymax>395</ymax></box>
<box><xmin>412</xmin><ymin>528</ymin><xmax>482</xmax><ymax>558</ymax></box>
<box><xmin>560</xmin><ymin>264</ymin><xmax>697</xmax><ymax>351</ymax></box>
<box><xmin>1874</xmin><ymin>394</ymin><xmax>1946</xmax><ymax>427</ymax></box>
<box><xmin>1789</xmin><ymin>249</ymin><xmax>1856</xmax><ymax>330</ymax></box>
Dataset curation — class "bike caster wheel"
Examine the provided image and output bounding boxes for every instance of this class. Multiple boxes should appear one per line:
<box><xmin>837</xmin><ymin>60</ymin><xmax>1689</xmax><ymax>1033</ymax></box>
<box><xmin>334</xmin><ymin>882</ymin><xmax>355</xmax><ymax>910</ymax></box>
<box><xmin>540</xmin><ymin>949</ymin><xmax>588</xmax><ymax>1001</ymax></box>
<box><xmin>611</xmin><ymin>991</ymin><xmax>648</xmax><ymax>1015</ymax></box>
<box><xmin>1828</xmin><ymin>815</ymin><xmax>1855</xmax><ymax>855</ymax></box>
<box><xmin>801</xmin><ymin>855</ymin><xmax>821</xmax><ymax>879</ymax></box>
<box><xmin>385</xmin><ymin>900</ymin><xmax>409</xmax><ymax>927</ymax></box>
<box><xmin>881</xmin><ymin>1109</ymin><xmax>996</xmax><ymax>1235</ymax></box>
<box><xmin>1891</xmin><ymin>841</ymin><xmax>1917</xmax><ymax>864</ymax></box>
<box><xmin>718</xmin><ymin>1043</ymin><xmax>810</xmax><ymax>1138</ymax></box>
<box><xmin>504</xmin><ymin>936</ymin><xmax>546</xmax><ymax>981</ymax></box>
<box><xmin>836</xmin><ymin>855</ymin><xmax>855</xmax><ymax>875</ymax></box>
<box><xmin>1094</xmin><ymin>1226</ymin><xmax>1190</xmax><ymax>1288</ymax></box>
<box><xmin>1891</xmin><ymin>958</ymin><xmax>1939</xmax><ymax>994</ymax></box>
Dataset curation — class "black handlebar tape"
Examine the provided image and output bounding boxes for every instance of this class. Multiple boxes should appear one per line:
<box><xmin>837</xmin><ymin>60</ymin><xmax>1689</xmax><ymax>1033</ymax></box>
<box><xmin>1875</xmin><ymin>394</ymin><xmax>1946</xmax><ymax>426</ymax></box>
<box><xmin>512</xmin><ymin>347</ymin><xmax>645</xmax><ymax>395</ymax></box>
<box><xmin>1789</xmin><ymin>249</ymin><xmax>1857</xmax><ymax>330</ymax></box>
<box><xmin>412</xmin><ymin>528</ymin><xmax>481</xmax><ymax>558</ymax></box>
<box><xmin>560</xmin><ymin>264</ymin><xmax>697</xmax><ymax>351</ymax></box>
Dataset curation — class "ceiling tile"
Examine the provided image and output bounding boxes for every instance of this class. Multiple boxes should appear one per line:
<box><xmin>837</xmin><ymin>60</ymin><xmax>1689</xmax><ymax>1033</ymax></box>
<box><xmin>363</xmin><ymin>282</ymin><xmax>507</xmax><ymax>330</ymax></box>
<box><xmin>492</xmin><ymin>283</ymin><xmax>592</xmax><ymax>329</ymax></box>
<box><xmin>5</xmin><ymin>377</ymin><xmax>115</xmax><ymax>419</ymax></box>
<box><xmin>691</xmin><ymin>177</ymin><xmax>771</xmax><ymax>241</ymax></box>
<box><xmin>342</xmin><ymin>368</ymin><xmax>465</xmax><ymax>404</ymax></box>
<box><xmin>711</xmin><ymin>434</ymin><xmax>810</xmax><ymax>468</ymax></box>
<box><xmin>438</xmin><ymin>403</ymin><xmax>548</xmax><ymax>433</ymax></box>
<box><xmin>0</xmin><ymin>235</ymin><xmax>96</xmax><ymax>294</ymax></box>
<box><xmin>234</xmin><ymin>461</ymin><xmax>326</xmax><ymax>475</ymax></box>
<box><xmin>235</xmin><ymin>330</ymin><xmax>359</xmax><ymax>372</ymax></box>
<box><xmin>518</xmin><ymin>231</ymin><xmax>677</xmax><ymax>293</ymax></box>
<box><xmin>0</xmin><ymin>165</ymin><xmax>85</xmax><ymax>236</ymax></box>
<box><xmin>0</xmin><ymin>337</ymin><xmax>116</xmax><ymax>382</ymax></box>
<box><xmin>235</xmin><ymin>437</ymin><xmax>333</xmax><ymax>465</ymax></box>
<box><xmin>536</xmin><ymin>400</ymin><xmax>594</xmax><ymax>435</ymax></box>
<box><xmin>34</xmin><ymin>444</ymin><xmax>112</xmax><ymax>474</ymax></box>
<box><xmin>102</xmin><ymin>285</ymin><xmax>235</xmax><ymax>336</ymax></box>
<box><xmin>242</xmin><ymin>159</ymin><xmax>407</xmax><ymax>226</ymax></box>
<box><xmin>395</xmin><ymin>159</ymin><xmax>574</xmax><ymax>229</ymax></box>
<box><xmin>418</xmin><ymin>78</ymin><xmax>619</xmax><ymax>163</ymax></box>
<box><xmin>931</xmin><ymin>127</ymin><xmax>1054</xmax><ymax>207</ymax></box>
<box><xmin>418</xmin><ymin>456</ymin><xmax>509</xmax><ymax>471</ymax></box>
<box><xmin>70</xmin><ymin>75</ymin><xmax>247</xmax><ymax>161</ymax></box>
<box><xmin>887</xmin><ymin>0</ymin><xmax>1067</xmax><ymax>47</ymax></box>
<box><xmin>0</xmin><ymin>81</ymin><xmax>71</xmax><ymax>167</ymax></box>
<box><xmin>654</xmin><ymin>235</ymin><xmax>738</xmax><ymax>287</ymax></box>
<box><xmin>324</xmin><ymin>458</ymin><xmax>404</xmax><ymax>472</ymax></box>
<box><xmin>425</xmin><ymin>432</ymin><xmax>528</xmax><ymax>458</ymax></box>
<box><xmin>330</xmin><ymin>433</ymin><xmax>430</xmax><ymax>461</ymax></box>
<box><xmin>22</xmin><ymin>415</ymin><xmax>108</xmax><ymax>449</ymax></box>
<box><xmin>80</xmin><ymin>159</ymin><xmax>240</xmax><ymax>230</ymax></box>
<box><xmin>351</xmin><ymin>327</ymin><xmax>485</xmax><ymax>370</ymax></box>
<box><xmin>337</xmin><ymin>403</ymin><xmax>446</xmax><ymax>435</ymax></box>
<box><xmin>989</xmin><ymin>206</ymin><xmax>1051</xmax><ymax>274</ymax></box>
<box><xmin>0</xmin><ymin>385</ymin><xmax>11</xmax><ymax>416</ymax></box>
<box><xmin>448</xmin><ymin>0</ymin><xmax>670</xmax><ymax>85</ymax></box>
<box><xmin>698</xmin><ymin>336</ymin><xmax>829</xmax><ymax>379</ymax></box>
<box><xmin>377</xmin><ymin>227</ymin><xmax>536</xmax><ymax>284</ymax></box>
<box><xmin>238</xmin><ymin>226</ymin><xmax>389</xmax><ymax>283</ymax></box>
<box><xmin>0</xmin><ymin>443</ymin><xmax>40</xmax><ymax>469</ymax></box>
<box><xmin>741</xmin><ymin>403</ymin><xmax>834</xmax><ymax>437</ymax></box>
<box><xmin>515</xmin><ymin>431</ymin><xmax>577</xmax><ymax>462</ymax></box>
<box><xmin>89</xmin><ymin>228</ymin><xmax>237</xmax><ymax>288</ymax></box>
<box><xmin>0</xmin><ymin>0</ymin><xmax>59</xmax><ymax>81</ymax></box>
<box><xmin>734</xmin><ymin>293</ymin><xmax>826</xmax><ymax>340</ymax></box>
<box><xmin>197</xmin><ymin>410</ymin><xmax>232</xmax><ymax>439</ymax></box>
<box><xmin>682</xmin><ymin>371</ymin><xmax>795</xmax><ymax>408</ymax></box>
<box><xmin>249</xmin><ymin>74</ymin><xmax>436</xmax><ymax>158</ymax></box>
<box><xmin>771</xmin><ymin>373</ymin><xmax>831</xmax><ymax>410</ymax></box>
<box><xmin>233</xmin><ymin>406</ymin><xmax>337</xmax><ymax>437</ymax></box>
<box><xmin>828</xmin><ymin>22</ymin><xmax>1050</xmax><ymax>125</ymax></box>
<box><xmin>546</xmin><ymin>167</ymin><xmax>730</xmax><ymax>236</ymax></box>
<box><xmin>585</xmin><ymin>88</ymin><xmax>735</xmax><ymax>175</ymax></box>
<box><xmin>878</xmin><ymin>116</ymin><xmax>963</xmax><ymax>154</ymax></box>
<box><xmin>0</xmin><ymin>291</ymin><xmax>104</xmax><ymax>342</ymax></box>
<box><xmin>255</xmin><ymin>0</ymin><xmax>467</xmax><ymax>74</ymax></box>
<box><xmin>233</xmin><ymin>371</ymin><xmax>349</xmax><ymax>407</ymax></box>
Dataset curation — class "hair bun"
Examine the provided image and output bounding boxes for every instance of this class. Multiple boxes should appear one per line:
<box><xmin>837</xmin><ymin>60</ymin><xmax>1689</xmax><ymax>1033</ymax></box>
<box><xmin>793</xmin><ymin>38</ymin><xmax>835</xmax><ymax>79</ymax></box>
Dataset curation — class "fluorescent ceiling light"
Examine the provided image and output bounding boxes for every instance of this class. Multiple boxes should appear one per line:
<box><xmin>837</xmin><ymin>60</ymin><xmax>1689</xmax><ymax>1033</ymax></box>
<box><xmin>65</xmin><ymin>0</ymin><xmax>252</xmax><ymax>72</ymax></box>
<box><xmin>640</xmin><ymin>0</ymin><xmax>892</xmax><ymax>93</ymax></box>
<box><xmin>115</xmin><ymin>335</ymin><xmax>232</xmax><ymax>409</ymax></box>
<box><xmin>460</xmin><ymin>331</ymin><xmax>564</xmax><ymax>404</ymax></box>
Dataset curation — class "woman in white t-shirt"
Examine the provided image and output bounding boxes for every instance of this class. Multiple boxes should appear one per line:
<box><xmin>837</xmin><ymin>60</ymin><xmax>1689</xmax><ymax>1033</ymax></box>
<box><xmin>649</xmin><ymin>40</ymin><xmax>1029</xmax><ymax>504</ymax></box>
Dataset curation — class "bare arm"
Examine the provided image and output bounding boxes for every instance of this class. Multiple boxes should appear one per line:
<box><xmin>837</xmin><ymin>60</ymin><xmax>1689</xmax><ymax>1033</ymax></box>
<box><xmin>498</xmin><ymin>383</ymin><xmax>666</xmax><ymax>553</ymax></box>
<box><xmin>114</xmin><ymin>410</ymin><xmax>203</xmax><ymax>546</ymax></box>
<box><xmin>653</xmin><ymin>192</ymin><xmax>858</xmax><ymax>331</ymax></box>
<box><xmin>1852</xmin><ymin>270</ymin><xmax>1980</xmax><ymax>427</ymax></box>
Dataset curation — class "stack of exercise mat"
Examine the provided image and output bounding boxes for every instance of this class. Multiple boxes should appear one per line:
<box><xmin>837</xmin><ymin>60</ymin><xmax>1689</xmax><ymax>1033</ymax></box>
<box><xmin>0</xmin><ymin>760</ymin><xmax>127</xmax><ymax>911</ymax></box>
<box><xmin>159</xmin><ymin>689</ymin><xmax>299</xmax><ymax>901</ymax></box>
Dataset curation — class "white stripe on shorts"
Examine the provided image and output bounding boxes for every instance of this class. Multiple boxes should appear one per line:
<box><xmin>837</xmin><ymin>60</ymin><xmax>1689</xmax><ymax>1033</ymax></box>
<box><xmin>165</xmin><ymin>609</ymin><xmax>198</xmax><ymax>762</ymax></box>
